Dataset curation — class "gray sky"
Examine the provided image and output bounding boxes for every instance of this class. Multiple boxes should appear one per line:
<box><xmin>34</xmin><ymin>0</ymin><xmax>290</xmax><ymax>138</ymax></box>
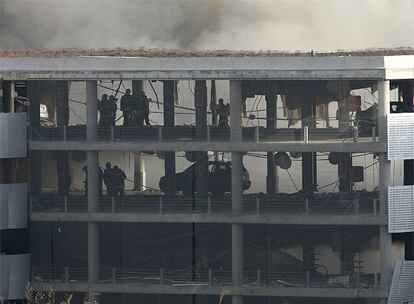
<box><xmin>1</xmin><ymin>0</ymin><xmax>413</xmax><ymax>50</ymax></box>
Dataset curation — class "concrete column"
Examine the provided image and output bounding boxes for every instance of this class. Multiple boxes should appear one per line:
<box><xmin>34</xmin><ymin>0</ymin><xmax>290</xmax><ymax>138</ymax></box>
<box><xmin>86</xmin><ymin>80</ymin><xmax>99</xmax><ymax>283</ymax></box>
<box><xmin>230</xmin><ymin>80</ymin><xmax>243</xmax><ymax>304</ymax></box>
<box><xmin>2</xmin><ymin>81</ymin><xmax>15</xmax><ymax>113</ymax></box>
<box><xmin>336</xmin><ymin>81</ymin><xmax>353</xmax><ymax>193</ymax></box>
<box><xmin>378</xmin><ymin>81</ymin><xmax>390</xmax><ymax>146</ymax></box>
<box><xmin>338</xmin><ymin>153</ymin><xmax>352</xmax><ymax>192</ymax></box>
<box><xmin>7</xmin><ymin>81</ymin><xmax>15</xmax><ymax>113</ymax></box>
<box><xmin>87</xmin><ymin>81</ymin><xmax>98</xmax><ymax>142</ymax></box>
<box><xmin>211</xmin><ymin>80</ymin><xmax>218</xmax><ymax>126</ymax></box>
<box><xmin>230</xmin><ymin>81</ymin><xmax>242</xmax><ymax>142</ymax></box>
<box><xmin>27</xmin><ymin>81</ymin><xmax>42</xmax><ymax>195</ymax></box>
<box><xmin>133</xmin><ymin>154</ymin><xmax>145</xmax><ymax>192</ymax></box>
<box><xmin>88</xmin><ymin>222</ymin><xmax>99</xmax><ymax>283</ymax></box>
<box><xmin>302</xmin><ymin>239</ymin><xmax>315</xmax><ymax>272</ymax></box>
<box><xmin>380</xmin><ymin>225</ymin><xmax>392</xmax><ymax>289</ymax></box>
<box><xmin>266</xmin><ymin>81</ymin><xmax>278</xmax><ymax>195</ymax></box>
<box><xmin>163</xmin><ymin>81</ymin><xmax>176</xmax><ymax>194</ymax></box>
<box><xmin>132</xmin><ymin>80</ymin><xmax>145</xmax><ymax>191</ymax></box>
<box><xmin>87</xmin><ymin>151</ymin><xmax>98</xmax><ymax>213</ymax></box>
<box><xmin>195</xmin><ymin>81</ymin><xmax>208</xmax><ymax>198</ymax></box>
<box><xmin>195</xmin><ymin>80</ymin><xmax>208</xmax><ymax>140</ymax></box>
<box><xmin>301</xmin><ymin>91</ymin><xmax>317</xmax><ymax>197</ymax></box>
<box><xmin>163</xmin><ymin>80</ymin><xmax>175</xmax><ymax>127</ymax></box>
<box><xmin>56</xmin><ymin>81</ymin><xmax>70</xmax><ymax>195</ymax></box>
<box><xmin>378</xmin><ymin>80</ymin><xmax>392</xmax><ymax>289</ymax></box>
<box><xmin>193</xmin><ymin>80</ymin><xmax>208</xmax><ymax>304</ymax></box>
<box><xmin>132</xmin><ymin>80</ymin><xmax>143</xmax><ymax>95</ymax></box>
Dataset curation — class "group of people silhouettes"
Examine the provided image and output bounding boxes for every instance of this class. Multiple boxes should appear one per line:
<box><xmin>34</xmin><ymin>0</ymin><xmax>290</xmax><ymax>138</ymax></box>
<box><xmin>97</xmin><ymin>87</ymin><xmax>234</xmax><ymax>130</ymax></box>
<box><xmin>98</xmin><ymin>94</ymin><xmax>117</xmax><ymax>127</ymax></box>
<box><xmin>215</xmin><ymin>98</ymin><xmax>230</xmax><ymax>129</ymax></box>
<box><xmin>120</xmin><ymin>89</ymin><xmax>151</xmax><ymax>127</ymax></box>
<box><xmin>98</xmin><ymin>89</ymin><xmax>151</xmax><ymax>127</ymax></box>
<box><xmin>83</xmin><ymin>162</ymin><xmax>126</xmax><ymax>197</ymax></box>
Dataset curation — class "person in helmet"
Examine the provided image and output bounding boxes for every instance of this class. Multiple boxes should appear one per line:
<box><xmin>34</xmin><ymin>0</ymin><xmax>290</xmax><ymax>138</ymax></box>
<box><xmin>102</xmin><ymin>162</ymin><xmax>114</xmax><ymax>196</ymax></box>
<box><xmin>98</xmin><ymin>94</ymin><xmax>118</xmax><ymax>127</ymax></box>
<box><xmin>112</xmin><ymin>165</ymin><xmax>126</xmax><ymax>197</ymax></box>
<box><xmin>120</xmin><ymin>89</ymin><xmax>135</xmax><ymax>126</ymax></box>
<box><xmin>107</xmin><ymin>95</ymin><xmax>117</xmax><ymax>126</ymax></box>
<box><xmin>215</xmin><ymin>98</ymin><xmax>229</xmax><ymax>129</ymax></box>
<box><xmin>98</xmin><ymin>94</ymin><xmax>109</xmax><ymax>127</ymax></box>
<box><xmin>139</xmin><ymin>91</ymin><xmax>151</xmax><ymax>126</ymax></box>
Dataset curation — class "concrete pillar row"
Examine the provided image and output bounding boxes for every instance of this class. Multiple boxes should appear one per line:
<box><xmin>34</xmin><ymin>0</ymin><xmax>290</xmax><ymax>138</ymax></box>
<box><xmin>86</xmin><ymin>80</ymin><xmax>99</xmax><ymax>284</ymax></box>
<box><xmin>378</xmin><ymin>80</ymin><xmax>392</xmax><ymax>289</ymax></box>
<box><xmin>230</xmin><ymin>80</ymin><xmax>243</xmax><ymax>304</ymax></box>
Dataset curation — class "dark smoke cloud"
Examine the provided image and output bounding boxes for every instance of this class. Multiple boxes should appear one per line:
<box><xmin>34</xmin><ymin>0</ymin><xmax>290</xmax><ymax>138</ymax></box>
<box><xmin>1</xmin><ymin>0</ymin><xmax>413</xmax><ymax>50</ymax></box>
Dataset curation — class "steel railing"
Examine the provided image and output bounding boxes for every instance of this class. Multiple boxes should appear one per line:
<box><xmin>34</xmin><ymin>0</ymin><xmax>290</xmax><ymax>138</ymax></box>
<box><xmin>31</xmin><ymin>193</ymin><xmax>379</xmax><ymax>216</ymax></box>
<box><xmin>31</xmin><ymin>266</ymin><xmax>379</xmax><ymax>289</ymax></box>
<box><xmin>30</xmin><ymin>125</ymin><xmax>378</xmax><ymax>143</ymax></box>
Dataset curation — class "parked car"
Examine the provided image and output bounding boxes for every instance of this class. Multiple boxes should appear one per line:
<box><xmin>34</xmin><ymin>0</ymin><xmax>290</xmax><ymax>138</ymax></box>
<box><xmin>159</xmin><ymin>161</ymin><xmax>251</xmax><ymax>196</ymax></box>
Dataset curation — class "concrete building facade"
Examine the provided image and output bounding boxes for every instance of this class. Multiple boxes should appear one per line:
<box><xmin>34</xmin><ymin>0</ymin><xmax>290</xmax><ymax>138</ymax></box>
<box><xmin>1</xmin><ymin>52</ymin><xmax>414</xmax><ymax>303</ymax></box>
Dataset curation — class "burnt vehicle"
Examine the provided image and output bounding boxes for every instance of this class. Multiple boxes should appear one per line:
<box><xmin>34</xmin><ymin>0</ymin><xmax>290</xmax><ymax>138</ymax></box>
<box><xmin>159</xmin><ymin>161</ymin><xmax>251</xmax><ymax>196</ymax></box>
<box><xmin>355</xmin><ymin>103</ymin><xmax>378</xmax><ymax>135</ymax></box>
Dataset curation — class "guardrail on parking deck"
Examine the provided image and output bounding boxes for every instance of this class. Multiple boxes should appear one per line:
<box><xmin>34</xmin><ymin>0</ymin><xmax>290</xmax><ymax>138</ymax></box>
<box><xmin>30</xmin><ymin>194</ymin><xmax>380</xmax><ymax>216</ymax></box>
<box><xmin>31</xmin><ymin>266</ymin><xmax>380</xmax><ymax>289</ymax></box>
<box><xmin>31</xmin><ymin>125</ymin><xmax>377</xmax><ymax>144</ymax></box>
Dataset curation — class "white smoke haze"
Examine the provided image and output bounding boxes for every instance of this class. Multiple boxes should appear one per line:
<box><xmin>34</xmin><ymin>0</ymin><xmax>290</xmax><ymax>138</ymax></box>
<box><xmin>1</xmin><ymin>0</ymin><xmax>413</xmax><ymax>50</ymax></box>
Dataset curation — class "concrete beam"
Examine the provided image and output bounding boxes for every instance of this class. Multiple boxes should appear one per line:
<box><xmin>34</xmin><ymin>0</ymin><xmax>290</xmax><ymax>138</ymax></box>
<box><xmin>0</xmin><ymin>56</ymin><xmax>393</xmax><ymax>80</ymax></box>
<box><xmin>29</xmin><ymin>212</ymin><xmax>387</xmax><ymax>226</ymax></box>
<box><xmin>31</xmin><ymin>282</ymin><xmax>388</xmax><ymax>299</ymax></box>
<box><xmin>29</xmin><ymin>141</ymin><xmax>387</xmax><ymax>153</ymax></box>
<box><xmin>0</xmin><ymin>70</ymin><xmax>388</xmax><ymax>81</ymax></box>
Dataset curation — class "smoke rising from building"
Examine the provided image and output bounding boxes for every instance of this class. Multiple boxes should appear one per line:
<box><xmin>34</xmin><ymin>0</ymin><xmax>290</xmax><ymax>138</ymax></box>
<box><xmin>1</xmin><ymin>0</ymin><xmax>413</xmax><ymax>50</ymax></box>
